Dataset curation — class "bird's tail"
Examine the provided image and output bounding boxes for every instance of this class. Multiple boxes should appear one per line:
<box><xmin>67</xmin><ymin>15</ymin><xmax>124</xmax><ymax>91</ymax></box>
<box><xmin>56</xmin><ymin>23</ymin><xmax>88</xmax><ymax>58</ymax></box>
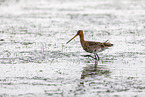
<box><xmin>103</xmin><ymin>40</ymin><xmax>113</xmax><ymax>47</ymax></box>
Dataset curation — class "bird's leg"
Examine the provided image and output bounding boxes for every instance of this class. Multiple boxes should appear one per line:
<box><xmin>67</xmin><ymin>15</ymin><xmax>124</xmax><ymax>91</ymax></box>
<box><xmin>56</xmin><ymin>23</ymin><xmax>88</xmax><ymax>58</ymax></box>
<box><xmin>94</xmin><ymin>54</ymin><xmax>97</xmax><ymax>60</ymax></box>
<box><xmin>82</xmin><ymin>55</ymin><xmax>92</xmax><ymax>57</ymax></box>
<box><xmin>82</xmin><ymin>55</ymin><xmax>95</xmax><ymax>59</ymax></box>
<box><xmin>96</xmin><ymin>54</ymin><xmax>100</xmax><ymax>61</ymax></box>
<box><xmin>94</xmin><ymin>54</ymin><xmax>98</xmax><ymax>68</ymax></box>
<box><xmin>94</xmin><ymin>54</ymin><xmax>100</xmax><ymax>61</ymax></box>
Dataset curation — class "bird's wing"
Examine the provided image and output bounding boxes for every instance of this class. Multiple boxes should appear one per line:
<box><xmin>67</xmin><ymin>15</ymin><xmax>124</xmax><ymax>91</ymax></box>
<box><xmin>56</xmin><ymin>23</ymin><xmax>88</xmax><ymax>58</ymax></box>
<box><xmin>86</xmin><ymin>41</ymin><xmax>105</xmax><ymax>48</ymax></box>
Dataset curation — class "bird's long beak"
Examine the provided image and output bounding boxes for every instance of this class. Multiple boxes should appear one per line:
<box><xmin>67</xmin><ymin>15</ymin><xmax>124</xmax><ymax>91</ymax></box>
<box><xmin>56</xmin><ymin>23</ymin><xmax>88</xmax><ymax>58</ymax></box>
<box><xmin>66</xmin><ymin>34</ymin><xmax>78</xmax><ymax>44</ymax></box>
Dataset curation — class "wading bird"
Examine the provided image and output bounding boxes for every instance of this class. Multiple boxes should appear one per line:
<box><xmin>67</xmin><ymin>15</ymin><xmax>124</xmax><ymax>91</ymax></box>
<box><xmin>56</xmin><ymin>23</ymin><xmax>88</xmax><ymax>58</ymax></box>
<box><xmin>66</xmin><ymin>30</ymin><xmax>113</xmax><ymax>64</ymax></box>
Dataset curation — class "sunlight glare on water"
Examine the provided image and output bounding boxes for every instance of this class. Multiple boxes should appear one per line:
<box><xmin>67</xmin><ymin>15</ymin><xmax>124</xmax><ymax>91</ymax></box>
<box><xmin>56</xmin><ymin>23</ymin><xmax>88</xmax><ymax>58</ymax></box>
<box><xmin>0</xmin><ymin>0</ymin><xmax>145</xmax><ymax>96</ymax></box>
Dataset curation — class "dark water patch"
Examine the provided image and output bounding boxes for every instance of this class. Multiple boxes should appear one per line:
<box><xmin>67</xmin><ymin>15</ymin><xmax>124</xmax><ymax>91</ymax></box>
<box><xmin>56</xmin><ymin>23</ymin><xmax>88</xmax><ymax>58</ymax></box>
<box><xmin>0</xmin><ymin>39</ymin><xmax>4</xmax><ymax>41</ymax></box>
<box><xmin>0</xmin><ymin>76</ymin><xmax>71</xmax><ymax>97</ymax></box>
<box><xmin>0</xmin><ymin>39</ymin><xmax>5</xmax><ymax>45</ymax></box>
<box><xmin>0</xmin><ymin>93</ymin><xmax>43</xmax><ymax>97</ymax></box>
<box><xmin>22</xmin><ymin>82</ymin><xmax>58</xmax><ymax>86</ymax></box>
<box><xmin>115</xmin><ymin>52</ymin><xmax>145</xmax><ymax>58</ymax></box>
<box><xmin>23</xmin><ymin>7</ymin><xmax>54</xmax><ymax>11</ymax></box>
<box><xmin>0</xmin><ymin>0</ymin><xmax>23</xmax><ymax>6</ymax></box>
<box><xmin>18</xmin><ymin>93</ymin><xmax>38</xmax><ymax>97</ymax></box>
<box><xmin>11</xmin><ymin>76</ymin><xmax>50</xmax><ymax>81</ymax></box>
<box><xmin>0</xmin><ymin>50</ymin><xmax>78</xmax><ymax>64</ymax></box>
<box><xmin>0</xmin><ymin>40</ymin><xmax>34</xmax><ymax>46</ymax></box>
<box><xmin>134</xmin><ymin>86</ymin><xmax>145</xmax><ymax>90</ymax></box>
<box><xmin>19</xmin><ymin>42</ymin><xmax>33</xmax><ymax>45</ymax></box>
<box><xmin>4</xmin><ymin>41</ymin><xmax>34</xmax><ymax>46</ymax></box>
<box><xmin>104</xmin><ymin>51</ymin><xmax>145</xmax><ymax>63</ymax></box>
<box><xmin>0</xmin><ymin>0</ymin><xmax>7</xmax><ymax>5</ymax></box>
<box><xmin>85</xmin><ymin>77</ymin><xmax>145</xmax><ymax>94</ymax></box>
<box><xmin>0</xmin><ymin>23</ymin><xmax>50</xmax><ymax>36</ymax></box>
<box><xmin>128</xmin><ymin>39</ymin><xmax>145</xmax><ymax>44</ymax></box>
<box><xmin>45</xmin><ymin>89</ymin><xmax>64</xmax><ymax>97</ymax></box>
<box><xmin>1</xmin><ymin>93</ymin><xmax>39</xmax><ymax>97</ymax></box>
<box><xmin>58</xmin><ymin>8</ymin><xmax>82</xmax><ymax>12</ymax></box>
<box><xmin>68</xmin><ymin>13</ymin><xmax>118</xmax><ymax>25</ymax></box>
<box><xmin>0</xmin><ymin>94</ymin><xmax>10</xmax><ymax>97</ymax></box>
<box><xmin>0</xmin><ymin>77</ymin><xmax>61</xmax><ymax>86</ymax></box>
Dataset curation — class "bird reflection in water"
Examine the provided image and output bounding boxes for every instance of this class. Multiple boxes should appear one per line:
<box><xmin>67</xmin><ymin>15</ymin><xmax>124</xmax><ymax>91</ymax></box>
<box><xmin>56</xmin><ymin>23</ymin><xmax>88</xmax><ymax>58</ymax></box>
<box><xmin>74</xmin><ymin>64</ymin><xmax>111</xmax><ymax>95</ymax></box>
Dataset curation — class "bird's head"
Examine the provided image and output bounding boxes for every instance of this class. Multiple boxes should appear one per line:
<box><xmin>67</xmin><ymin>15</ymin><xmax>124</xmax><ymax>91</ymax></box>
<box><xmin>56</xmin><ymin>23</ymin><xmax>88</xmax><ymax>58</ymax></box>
<box><xmin>66</xmin><ymin>30</ymin><xmax>83</xmax><ymax>44</ymax></box>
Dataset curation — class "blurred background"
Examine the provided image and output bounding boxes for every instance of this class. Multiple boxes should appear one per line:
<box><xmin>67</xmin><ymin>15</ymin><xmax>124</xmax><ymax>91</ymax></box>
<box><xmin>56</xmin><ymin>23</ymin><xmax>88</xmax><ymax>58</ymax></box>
<box><xmin>0</xmin><ymin>0</ymin><xmax>145</xmax><ymax>96</ymax></box>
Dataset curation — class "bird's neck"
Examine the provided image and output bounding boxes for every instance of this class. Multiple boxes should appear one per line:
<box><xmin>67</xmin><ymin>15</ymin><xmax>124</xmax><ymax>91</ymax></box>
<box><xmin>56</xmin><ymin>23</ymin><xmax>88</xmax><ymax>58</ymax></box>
<box><xmin>79</xmin><ymin>34</ymin><xmax>85</xmax><ymax>44</ymax></box>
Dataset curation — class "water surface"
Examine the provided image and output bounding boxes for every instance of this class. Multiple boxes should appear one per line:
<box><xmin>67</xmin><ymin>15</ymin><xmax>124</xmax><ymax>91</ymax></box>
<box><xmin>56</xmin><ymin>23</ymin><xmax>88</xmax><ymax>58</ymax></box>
<box><xmin>0</xmin><ymin>0</ymin><xmax>145</xmax><ymax>96</ymax></box>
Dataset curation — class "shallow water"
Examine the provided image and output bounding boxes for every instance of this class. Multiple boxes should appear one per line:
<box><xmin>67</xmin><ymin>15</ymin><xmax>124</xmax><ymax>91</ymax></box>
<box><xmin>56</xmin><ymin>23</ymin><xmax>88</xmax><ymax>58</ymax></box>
<box><xmin>0</xmin><ymin>0</ymin><xmax>145</xmax><ymax>96</ymax></box>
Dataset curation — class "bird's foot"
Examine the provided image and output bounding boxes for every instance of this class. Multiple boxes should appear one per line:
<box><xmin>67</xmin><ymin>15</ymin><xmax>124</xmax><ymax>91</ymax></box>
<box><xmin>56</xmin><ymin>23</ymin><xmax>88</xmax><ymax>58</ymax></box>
<box><xmin>82</xmin><ymin>55</ymin><xmax>95</xmax><ymax>59</ymax></box>
<box><xmin>82</xmin><ymin>55</ymin><xmax>92</xmax><ymax>57</ymax></box>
